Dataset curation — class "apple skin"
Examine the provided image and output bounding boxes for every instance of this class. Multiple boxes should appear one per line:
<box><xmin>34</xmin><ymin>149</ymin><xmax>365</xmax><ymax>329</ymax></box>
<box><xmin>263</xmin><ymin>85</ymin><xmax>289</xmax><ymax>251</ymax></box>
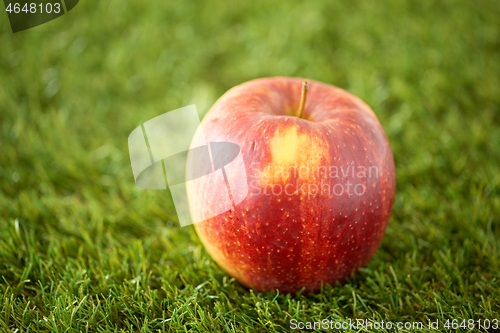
<box><xmin>187</xmin><ymin>77</ymin><xmax>395</xmax><ymax>294</ymax></box>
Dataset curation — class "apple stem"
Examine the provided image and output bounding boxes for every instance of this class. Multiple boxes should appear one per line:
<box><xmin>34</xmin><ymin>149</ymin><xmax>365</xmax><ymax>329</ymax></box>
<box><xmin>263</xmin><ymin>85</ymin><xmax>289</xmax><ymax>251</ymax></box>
<box><xmin>297</xmin><ymin>81</ymin><xmax>308</xmax><ymax>118</ymax></box>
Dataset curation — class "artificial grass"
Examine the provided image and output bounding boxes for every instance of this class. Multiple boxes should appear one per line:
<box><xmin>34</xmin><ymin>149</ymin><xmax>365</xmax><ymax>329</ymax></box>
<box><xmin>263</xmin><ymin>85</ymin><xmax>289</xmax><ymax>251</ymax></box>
<box><xmin>1</xmin><ymin>0</ymin><xmax>499</xmax><ymax>331</ymax></box>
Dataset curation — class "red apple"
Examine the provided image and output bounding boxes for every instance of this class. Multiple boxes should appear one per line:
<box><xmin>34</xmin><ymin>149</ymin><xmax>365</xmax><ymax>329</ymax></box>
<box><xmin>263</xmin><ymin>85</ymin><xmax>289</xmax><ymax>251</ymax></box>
<box><xmin>187</xmin><ymin>77</ymin><xmax>395</xmax><ymax>294</ymax></box>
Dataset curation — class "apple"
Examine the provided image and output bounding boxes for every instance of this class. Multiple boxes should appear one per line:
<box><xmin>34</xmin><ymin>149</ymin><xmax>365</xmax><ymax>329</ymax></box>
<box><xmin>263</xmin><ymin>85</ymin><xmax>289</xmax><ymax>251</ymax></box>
<box><xmin>187</xmin><ymin>77</ymin><xmax>395</xmax><ymax>294</ymax></box>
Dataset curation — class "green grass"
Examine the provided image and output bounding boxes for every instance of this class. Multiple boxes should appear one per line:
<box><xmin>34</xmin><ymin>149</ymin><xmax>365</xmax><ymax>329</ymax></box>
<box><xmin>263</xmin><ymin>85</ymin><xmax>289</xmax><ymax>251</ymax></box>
<box><xmin>1</xmin><ymin>0</ymin><xmax>499</xmax><ymax>331</ymax></box>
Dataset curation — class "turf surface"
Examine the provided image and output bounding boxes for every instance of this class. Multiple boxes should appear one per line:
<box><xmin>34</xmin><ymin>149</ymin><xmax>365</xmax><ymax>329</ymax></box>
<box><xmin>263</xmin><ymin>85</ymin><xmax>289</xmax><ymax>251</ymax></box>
<box><xmin>1</xmin><ymin>0</ymin><xmax>499</xmax><ymax>331</ymax></box>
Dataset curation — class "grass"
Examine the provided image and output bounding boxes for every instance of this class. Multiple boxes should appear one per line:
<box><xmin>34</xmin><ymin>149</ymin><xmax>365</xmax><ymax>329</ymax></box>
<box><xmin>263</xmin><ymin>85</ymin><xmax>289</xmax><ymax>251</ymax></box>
<box><xmin>0</xmin><ymin>0</ymin><xmax>499</xmax><ymax>331</ymax></box>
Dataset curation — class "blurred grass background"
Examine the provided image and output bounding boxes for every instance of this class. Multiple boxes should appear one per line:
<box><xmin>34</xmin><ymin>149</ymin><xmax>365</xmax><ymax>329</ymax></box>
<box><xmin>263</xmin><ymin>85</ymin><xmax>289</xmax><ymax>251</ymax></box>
<box><xmin>1</xmin><ymin>0</ymin><xmax>499</xmax><ymax>331</ymax></box>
